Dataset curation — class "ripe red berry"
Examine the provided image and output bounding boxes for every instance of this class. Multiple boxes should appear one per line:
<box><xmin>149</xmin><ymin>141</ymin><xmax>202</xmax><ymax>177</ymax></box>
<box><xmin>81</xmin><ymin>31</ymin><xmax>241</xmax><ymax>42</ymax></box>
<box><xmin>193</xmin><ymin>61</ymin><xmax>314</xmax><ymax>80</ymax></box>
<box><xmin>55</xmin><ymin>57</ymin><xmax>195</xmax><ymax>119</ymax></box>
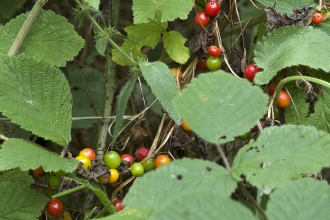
<box><xmin>113</xmin><ymin>199</ymin><xmax>124</xmax><ymax>212</ymax></box>
<box><xmin>312</xmin><ymin>12</ymin><xmax>323</xmax><ymax>25</ymax></box>
<box><xmin>244</xmin><ymin>64</ymin><xmax>260</xmax><ymax>82</ymax></box>
<box><xmin>46</xmin><ymin>199</ymin><xmax>63</xmax><ymax>217</ymax></box>
<box><xmin>205</xmin><ymin>1</ymin><xmax>221</xmax><ymax>17</ymax></box>
<box><xmin>194</xmin><ymin>11</ymin><xmax>211</xmax><ymax>27</ymax></box>
<box><xmin>135</xmin><ymin>147</ymin><xmax>149</xmax><ymax>161</ymax></box>
<box><xmin>267</xmin><ymin>82</ymin><xmax>277</xmax><ymax>96</ymax></box>
<box><xmin>208</xmin><ymin>45</ymin><xmax>221</xmax><ymax>57</ymax></box>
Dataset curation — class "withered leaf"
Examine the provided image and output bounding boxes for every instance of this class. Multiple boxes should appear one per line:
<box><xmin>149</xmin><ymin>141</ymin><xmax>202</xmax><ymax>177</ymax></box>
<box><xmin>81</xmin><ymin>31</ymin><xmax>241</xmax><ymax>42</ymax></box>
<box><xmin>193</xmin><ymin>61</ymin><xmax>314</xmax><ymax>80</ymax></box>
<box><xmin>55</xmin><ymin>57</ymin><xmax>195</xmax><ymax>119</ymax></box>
<box><xmin>130</xmin><ymin>127</ymin><xmax>149</xmax><ymax>143</ymax></box>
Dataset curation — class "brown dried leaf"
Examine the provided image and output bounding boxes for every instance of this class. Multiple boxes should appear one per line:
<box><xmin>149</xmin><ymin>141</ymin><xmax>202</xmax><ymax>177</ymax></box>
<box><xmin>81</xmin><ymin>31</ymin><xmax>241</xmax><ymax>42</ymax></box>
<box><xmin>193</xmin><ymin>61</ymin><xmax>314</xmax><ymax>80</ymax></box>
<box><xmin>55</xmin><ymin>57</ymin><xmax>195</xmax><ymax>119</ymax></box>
<box><xmin>130</xmin><ymin>127</ymin><xmax>148</xmax><ymax>143</ymax></box>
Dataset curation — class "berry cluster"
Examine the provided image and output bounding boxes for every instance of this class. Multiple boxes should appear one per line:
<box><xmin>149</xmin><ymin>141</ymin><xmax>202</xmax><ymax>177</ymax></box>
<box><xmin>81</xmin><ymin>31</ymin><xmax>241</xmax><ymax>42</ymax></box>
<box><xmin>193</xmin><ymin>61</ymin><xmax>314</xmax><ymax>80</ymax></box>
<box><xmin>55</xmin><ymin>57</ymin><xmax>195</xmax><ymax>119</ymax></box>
<box><xmin>194</xmin><ymin>1</ymin><xmax>220</xmax><ymax>28</ymax></box>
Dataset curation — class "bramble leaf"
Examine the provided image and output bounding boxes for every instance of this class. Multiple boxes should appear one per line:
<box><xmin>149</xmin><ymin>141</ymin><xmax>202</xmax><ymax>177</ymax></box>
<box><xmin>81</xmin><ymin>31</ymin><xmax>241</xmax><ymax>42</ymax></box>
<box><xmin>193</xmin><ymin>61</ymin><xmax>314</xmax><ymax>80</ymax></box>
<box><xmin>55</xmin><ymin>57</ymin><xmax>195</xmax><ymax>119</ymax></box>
<box><xmin>112</xmin><ymin>76</ymin><xmax>137</xmax><ymax>145</ymax></box>
<box><xmin>254</xmin><ymin>26</ymin><xmax>330</xmax><ymax>85</ymax></box>
<box><xmin>0</xmin><ymin>10</ymin><xmax>84</xmax><ymax>67</ymax></box>
<box><xmin>173</xmin><ymin>70</ymin><xmax>269</xmax><ymax>144</ymax></box>
<box><xmin>0</xmin><ymin>182</ymin><xmax>48</xmax><ymax>219</ymax></box>
<box><xmin>132</xmin><ymin>0</ymin><xmax>194</xmax><ymax>24</ymax></box>
<box><xmin>95</xmin><ymin>209</ymin><xmax>148</xmax><ymax>220</ymax></box>
<box><xmin>140</xmin><ymin>61</ymin><xmax>180</xmax><ymax>123</ymax></box>
<box><xmin>83</xmin><ymin>0</ymin><xmax>100</xmax><ymax>11</ymax></box>
<box><xmin>112</xmin><ymin>20</ymin><xmax>167</xmax><ymax>66</ymax></box>
<box><xmin>266</xmin><ymin>178</ymin><xmax>330</xmax><ymax>220</ymax></box>
<box><xmin>163</xmin><ymin>31</ymin><xmax>190</xmax><ymax>64</ymax></box>
<box><xmin>0</xmin><ymin>138</ymin><xmax>78</xmax><ymax>173</ymax></box>
<box><xmin>231</xmin><ymin>125</ymin><xmax>330</xmax><ymax>189</ymax></box>
<box><xmin>0</xmin><ymin>169</ymin><xmax>33</xmax><ymax>186</ymax></box>
<box><xmin>123</xmin><ymin>158</ymin><xmax>249</xmax><ymax>219</ymax></box>
<box><xmin>256</xmin><ymin>0</ymin><xmax>314</xmax><ymax>14</ymax></box>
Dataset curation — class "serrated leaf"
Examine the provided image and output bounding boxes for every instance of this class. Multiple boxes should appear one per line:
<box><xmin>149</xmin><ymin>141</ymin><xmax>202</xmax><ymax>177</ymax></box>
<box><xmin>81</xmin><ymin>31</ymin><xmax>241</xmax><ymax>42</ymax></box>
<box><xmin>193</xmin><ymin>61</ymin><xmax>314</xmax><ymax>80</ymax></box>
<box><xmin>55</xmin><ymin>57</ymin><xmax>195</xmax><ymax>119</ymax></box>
<box><xmin>0</xmin><ymin>181</ymin><xmax>49</xmax><ymax>219</ymax></box>
<box><xmin>0</xmin><ymin>138</ymin><xmax>78</xmax><ymax>173</ymax></box>
<box><xmin>266</xmin><ymin>178</ymin><xmax>330</xmax><ymax>220</ymax></box>
<box><xmin>256</xmin><ymin>0</ymin><xmax>315</xmax><ymax>14</ymax></box>
<box><xmin>0</xmin><ymin>55</ymin><xmax>72</xmax><ymax>145</ymax></box>
<box><xmin>285</xmin><ymin>79</ymin><xmax>330</xmax><ymax>133</ymax></box>
<box><xmin>112</xmin><ymin>76</ymin><xmax>137</xmax><ymax>145</ymax></box>
<box><xmin>112</xmin><ymin>20</ymin><xmax>167</xmax><ymax>66</ymax></box>
<box><xmin>163</xmin><ymin>31</ymin><xmax>189</xmax><ymax>64</ymax></box>
<box><xmin>0</xmin><ymin>169</ymin><xmax>34</xmax><ymax>186</ymax></box>
<box><xmin>140</xmin><ymin>61</ymin><xmax>180</xmax><ymax>123</ymax></box>
<box><xmin>0</xmin><ymin>10</ymin><xmax>84</xmax><ymax>67</ymax></box>
<box><xmin>91</xmin><ymin>209</ymin><xmax>148</xmax><ymax>220</ymax></box>
<box><xmin>132</xmin><ymin>0</ymin><xmax>194</xmax><ymax>24</ymax></box>
<box><xmin>173</xmin><ymin>70</ymin><xmax>269</xmax><ymax>144</ymax></box>
<box><xmin>231</xmin><ymin>125</ymin><xmax>330</xmax><ymax>189</ymax></box>
<box><xmin>83</xmin><ymin>0</ymin><xmax>100</xmax><ymax>11</ymax></box>
<box><xmin>95</xmin><ymin>36</ymin><xmax>107</xmax><ymax>56</ymax></box>
<box><xmin>124</xmin><ymin>159</ymin><xmax>237</xmax><ymax>214</ymax></box>
<box><xmin>254</xmin><ymin>26</ymin><xmax>330</xmax><ymax>85</ymax></box>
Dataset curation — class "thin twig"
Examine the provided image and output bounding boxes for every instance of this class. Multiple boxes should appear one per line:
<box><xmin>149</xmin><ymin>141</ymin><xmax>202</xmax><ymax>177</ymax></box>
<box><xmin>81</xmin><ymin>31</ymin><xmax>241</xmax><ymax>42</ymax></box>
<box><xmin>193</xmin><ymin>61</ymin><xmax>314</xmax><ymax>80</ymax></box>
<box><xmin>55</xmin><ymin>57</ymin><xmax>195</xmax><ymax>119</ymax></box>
<box><xmin>216</xmin><ymin>144</ymin><xmax>232</xmax><ymax>173</ymax></box>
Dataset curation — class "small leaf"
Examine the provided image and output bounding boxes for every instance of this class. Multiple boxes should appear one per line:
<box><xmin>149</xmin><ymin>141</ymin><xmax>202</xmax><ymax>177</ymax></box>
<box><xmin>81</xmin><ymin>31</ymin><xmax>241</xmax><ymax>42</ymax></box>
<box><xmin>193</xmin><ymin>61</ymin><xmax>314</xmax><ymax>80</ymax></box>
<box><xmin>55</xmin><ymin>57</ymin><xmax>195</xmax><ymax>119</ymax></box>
<box><xmin>0</xmin><ymin>10</ymin><xmax>84</xmax><ymax>67</ymax></box>
<box><xmin>112</xmin><ymin>20</ymin><xmax>167</xmax><ymax>66</ymax></box>
<box><xmin>112</xmin><ymin>76</ymin><xmax>137</xmax><ymax>145</ymax></box>
<box><xmin>0</xmin><ymin>138</ymin><xmax>78</xmax><ymax>173</ymax></box>
<box><xmin>173</xmin><ymin>70</ymin><xmax>269</xmax><ymax>144</ymax></box>
<box><xmin>0</xmin><ymin>181</ymin><xmax>49</xmax><ymax>219</ymax></box>
<box><xmin>231</xmin><ymin>125</ymin><xmax>330</xmax><ymax>189</ymax></box>
<box><xmin>132</xmin><ymin>0</ymin><xmax>194</xmax><ymax>24</ymax></box>
<box><xmin>256</xmin><ymin>0</ymin><xmax>315</xmax><ymax>14</ymax></box>
<box><xmin>163</xmin><ymin>31</ymin><xmax>190</xmax><ymax>64</ymax></box>
<box><xmin>83</xmin><ymin>0</ymin><xmax>100</xmax><ymax>11</ymax></box>
<box><xmin>124</xmin><ymin>159</ymin><xmax>237</xmax><ymax>212</ymax></box>
<box><xmin>266</xmin><ymin>178</ymin><xmax>330</xmax><ymax>220</ymax></box>
<box><xmin>0</xmin><ymin>169</ymin><xmax>34</xmax><ymax>186</ymax></box>
<box><xmin>140</xmin><ymin>61</ymin><xmax>180</xmax><ymax>123</ymax></box>
<box><xmin>254</xmin><ymin>26</ymin><xmax>330</xmax><ymax>85</ymax></box>
<box><xmin>0</xmin><ymin>55</ymin><xmax>72</xmax><ymax>145</ymax></box>
<box><xmin>90</xmin><ymin>208</ymin><xmax>148</xmax><ymax>220</ymax></box>
<box><xmin>95</xmin><ymin>36</ymin><xmax>108</xmax><ymax>56</ymax></box>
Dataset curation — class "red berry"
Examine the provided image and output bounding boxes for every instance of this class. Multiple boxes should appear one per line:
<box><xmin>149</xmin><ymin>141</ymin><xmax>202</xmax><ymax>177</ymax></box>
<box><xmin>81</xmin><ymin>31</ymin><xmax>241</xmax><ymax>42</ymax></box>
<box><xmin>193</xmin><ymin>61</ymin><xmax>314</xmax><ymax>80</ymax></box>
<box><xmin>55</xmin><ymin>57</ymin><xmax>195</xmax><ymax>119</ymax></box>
<box><xmin>194</xmin><ymin>11</ymin><xmax>211</xmax><ymax>27</ymax></box>
<box><xmin>244</xmin><ymin>64</ymin><xmax>260</xmax><ymax>82</ymax></box>
<box><xmin>205</xmin><ymin>1</ymin><xmax>221</xmax><ymax>17</ymax></box>
<box><xmin>208</xmin><ymin>45</ymin><xmax>221</xmax><ymax>57</ymax></box>
<box><xmin>120</xmin><ymin>154</ymin><xmax>134</xmax><ymax>167</ymax></box>
<box><xmin>312</xmin><ymin>12</ymin><xmax>323</xmax><ymax>25</ymax></box>
<box><xmin>113</xmin><ymin>199</ymin><xmax>124</xmax><ymax>212</ymax></box>
<box><xmin>267</xmin><ymin>82</ymin><xmax>277</xmax><ymax>96</ymax></box>
<box><xmin>46</xmin><ymin>198</ymin><xmax>63</xmax><ymax>217</ymax></box>
<box><xmin>135</xmin><ymin>147</ymin><xmax>149</xmax><ymax>161</ymax></box>
<box><xmin>196</xmin><ymin>59</ymin><xmax>209</xmax><ymax>71</ymax></box>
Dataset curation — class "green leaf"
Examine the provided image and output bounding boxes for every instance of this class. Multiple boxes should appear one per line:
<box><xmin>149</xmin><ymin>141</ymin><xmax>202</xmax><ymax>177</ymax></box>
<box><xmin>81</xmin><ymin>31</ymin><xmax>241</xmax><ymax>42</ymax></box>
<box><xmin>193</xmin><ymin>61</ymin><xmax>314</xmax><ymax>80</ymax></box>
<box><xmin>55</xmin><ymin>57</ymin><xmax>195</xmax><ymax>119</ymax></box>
<box><xmin>0</xmin><ymin>0</ymin><xmax>24</xmax><ymax>22</ymax></box>
<box><xmin>256</xmin><ymin>0</ymin><xmax>315</xmax><ymax>14</ymax></box>
<box><xmin>83</xmin><ymin>0</ymin><xmax>100</xmax><ymax>11</ymax></box>
<box><xmin>124</xmin><ymin>159</ymin><xmax>237</xmax><ymax>216</ymax></box>
<box><xmin>173</xmin><ymin>70</ymin><xmax>269</xmax><ymax>144</ymax></box>
<box><xmin>132</xmin><ymin>0</ymin><xmax>194</xmax><ymax>24</ymax></box>
<box><xmin>163</xmin><ymin>31</ymin><xmax>190</xmax><ymax>64</ymax></box>
<box><xmin>112</xmin><ymin>76</ymin><xmax>137</xmax><ymax>145</ymax></box>
<box><xmin>254</xmin><ymin>26</ymin><xmax>330</xmax><ymax>85</ymax></box>
<box><xmin>0</xmin><ymin>169</ymin><xmax>33</xmax><ymax>186</ymax></box>
<box><xmin>285</xmin><ymin>77</ymin><xmax>330</xmax><ymax>133</ymax></box>
<box><xmin>266</xmin><ymin>178</ymin><xmax>330</xmax><ymax>220</ymax></box>
<box><xmin>0</xmin><ymin>55</ymin><xmax>72</xmax><ymax>145</ymax></box>
<box><xmin>112</xmin><ymin>20</ymin><xmax>167</xmax><ymax>66</ymax></box>
<box><xmin>93</xmin><ymin>209</ymin><xmax>148</xmax><ymax>220</ymax></box>
<box><xmin>0</xmin><ymin>10</ymin><xmax>84</xmax><ymax>67</ymax></box>
<box><xmin>95</xmin><ymin>36</ymin><xmax>107</xmax><ymax>56</ymax></box>
<box><xmin>140</xmin><ymin>61</ymin><xmax>180</xmax><ymax>123</ymax></box>
<box><xmin>0</xmin><ymin>181</ymin><xmax>49</xmax><ymax>219</ymax></box>
<box><xmin>231</xmin><ymin>125</ymin><xmax>330</xmax><ymax>189</ymax></box>
<box><xmin>0</xmin><ymin>138</ymin><xmax>78</xmax><ymax>173</ymax></box>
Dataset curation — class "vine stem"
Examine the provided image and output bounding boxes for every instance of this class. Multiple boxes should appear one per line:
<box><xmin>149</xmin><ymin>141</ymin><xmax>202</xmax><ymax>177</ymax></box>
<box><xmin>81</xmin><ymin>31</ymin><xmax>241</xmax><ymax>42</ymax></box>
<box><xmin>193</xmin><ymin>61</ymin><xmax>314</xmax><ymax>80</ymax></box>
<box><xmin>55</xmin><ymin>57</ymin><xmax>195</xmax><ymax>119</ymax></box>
<box><xmin>51</xmin><ymin>184</ymin><xmax>87</xmax><ymax>198</ymax></box>
<box><xmin>0</xmin><ymin>134</ymin><xmax>9</xmax><ymax>141</ymax></box>
<box><xmin>216</xmin><ymin>145</ymin><xmax>232</xmax><ymax>173</ymax></box>
<box><xmin>74</xmin><ymin>0</ymin><xmax>136</xmax><ymax>65</ymax></box>
<box><xmin>7</xmin><ymin>0</ymin><xmax>48</xmax><ymax>56</ymax></box>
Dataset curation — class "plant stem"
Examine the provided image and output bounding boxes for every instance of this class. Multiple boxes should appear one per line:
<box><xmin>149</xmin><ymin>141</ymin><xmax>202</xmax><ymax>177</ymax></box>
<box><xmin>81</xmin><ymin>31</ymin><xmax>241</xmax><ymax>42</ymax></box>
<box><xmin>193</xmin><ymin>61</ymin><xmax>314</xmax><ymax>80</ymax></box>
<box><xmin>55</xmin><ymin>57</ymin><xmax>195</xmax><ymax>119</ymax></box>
<box><xmin>216</xmin><ymin>145</ymin><xmax>232</xmax><ymax>173</ymax></box>
<box><xmin>52</xmin><ymin>184</ymin><xmax>87</xmax><ymax>198</ymax></box>
<box><xmin>7</xmin><ymin>0</ymin><xmax>47</xmax><ymax>56</ymax></box>
<box><xmin>0</xmin><ymin>134</ymin><xmax>9</xmax><ymax>141</ymax></box>
<box><xmin>238</xmin><ymin>183</ymin><xmax>268</xmax><ymax>220</ymax></box>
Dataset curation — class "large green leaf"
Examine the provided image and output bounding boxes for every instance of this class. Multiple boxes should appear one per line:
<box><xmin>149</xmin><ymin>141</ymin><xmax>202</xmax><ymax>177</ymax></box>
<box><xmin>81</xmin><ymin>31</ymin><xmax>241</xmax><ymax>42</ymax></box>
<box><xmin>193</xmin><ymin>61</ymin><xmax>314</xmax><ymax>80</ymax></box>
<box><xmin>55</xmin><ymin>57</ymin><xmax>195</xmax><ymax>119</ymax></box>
<box><xmin>0</xmin><ymin>138</ymin><xmax>78</xmax><ymax>172</ymax></box>
<box><xmin>123</xmin><ymin>159</ymin><xmax>238</xmax><ymax>219</ymax></box>
<box><xmin>163</xmin><ymin>31</ymin><xmax>190</xmax><ymax>64</ymax></box>
<box><xmin>112</xmin><ymin>20</ymin><xmax>167</xmax><ymax>66</ymax></box>
<box><xmin>266</xmin><ymin>178</ymin><xmax>330</xmax><ymax>220</ymax></box>
<box><xmin>173</xmin><ymin>70</ymin><xmax>269</xmax><ymax>144</ymax></box>
<box><xmin>140</xmin><ymin>61</ymin><xmax>180</xmax><ymax>123</ymax></box>
<box><xmin>0</xmin><ymin>169</ymin><xmax>33</xmax><ymax>186</ymax></box>
<box><xmin>84</xmin><ymin>0</ymin><xmax>100</xmax><ymax>11</ymax></box>
<box><xmin>0</xmin><ymin>55</ymin><xmax>72</xmax><ymax>145</ymax></box>
<box><xmin>254</xmin><ymin>26</ymin><xmax>330</xmax><ymax>85</ymax></box>
<box><xmin>256</xmin><ymin>0</ymin><xmax>315</xmax><ymax>14</ymax></box>
<box><xmin>231</xmin><ymin>125</ymin><xmax>330</xmax><ymax>189</ymax></box>
<box><xmin>132</xmin><ymin>0</ymin><xmax>194</xmax><ymax>24</ymax></box>
<box><xmin>112</xmin><ymin>76</ymin><xmax>137</xmax><ymax>145</ymax></box>
<box><xmin>0</xmin><ymin>10</ymin><xmax>84</xmax><ymax>67</ymax></box>
<box><xmin>96</xmin><ymin>209</ymin><xmax>148</xmax><ymax>220</ymax></box>
<box><xmin>0</xmin><ymin>181</ymin><xmax>48</xmax><ymax>219</ymax></box>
